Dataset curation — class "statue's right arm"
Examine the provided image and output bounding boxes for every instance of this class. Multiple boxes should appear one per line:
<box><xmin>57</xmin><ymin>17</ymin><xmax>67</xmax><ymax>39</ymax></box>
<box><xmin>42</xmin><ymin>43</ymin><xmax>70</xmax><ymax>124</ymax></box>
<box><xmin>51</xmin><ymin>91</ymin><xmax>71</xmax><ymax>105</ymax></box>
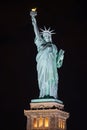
<box><xmin>31</xmin><ymin>16</ymin><xmax>40</xmax><ymax>39</ymax></box>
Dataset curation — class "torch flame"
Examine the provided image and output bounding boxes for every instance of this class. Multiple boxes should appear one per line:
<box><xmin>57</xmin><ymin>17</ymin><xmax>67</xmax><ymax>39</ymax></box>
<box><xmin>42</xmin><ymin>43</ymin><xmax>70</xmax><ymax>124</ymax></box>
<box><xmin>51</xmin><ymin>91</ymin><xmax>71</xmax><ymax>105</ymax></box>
<box><xmin>32</xmin><ymin>8</ymin><xmax>37</xmax><ymax>12</ymax></box>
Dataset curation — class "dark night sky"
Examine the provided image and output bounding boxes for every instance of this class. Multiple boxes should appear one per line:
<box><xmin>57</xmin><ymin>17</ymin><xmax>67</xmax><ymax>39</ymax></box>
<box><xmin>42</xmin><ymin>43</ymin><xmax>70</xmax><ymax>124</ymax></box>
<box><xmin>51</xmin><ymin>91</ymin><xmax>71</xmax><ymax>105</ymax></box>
<box><xmin>0</xmin><ymin>0</ymin><xmax>87</xmax><ymax>130</ymax></box>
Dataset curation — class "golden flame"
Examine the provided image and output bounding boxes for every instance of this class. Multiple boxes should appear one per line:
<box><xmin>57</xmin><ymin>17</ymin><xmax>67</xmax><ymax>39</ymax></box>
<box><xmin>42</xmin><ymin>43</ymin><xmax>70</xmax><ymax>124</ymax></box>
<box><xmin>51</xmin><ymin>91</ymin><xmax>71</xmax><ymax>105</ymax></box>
<box><xmin>32</xmin><ymin>8</ymin><xmax>36</xmax><ymax>12</ymax></box>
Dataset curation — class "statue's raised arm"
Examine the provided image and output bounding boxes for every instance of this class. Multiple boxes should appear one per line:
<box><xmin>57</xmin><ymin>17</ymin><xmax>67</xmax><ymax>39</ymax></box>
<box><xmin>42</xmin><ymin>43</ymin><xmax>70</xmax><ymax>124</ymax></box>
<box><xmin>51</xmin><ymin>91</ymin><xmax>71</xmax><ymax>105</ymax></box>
<box><xmin>30</xmin><ymin>9</ymin><xmax>40</xmax><ymax>39</ymax></box>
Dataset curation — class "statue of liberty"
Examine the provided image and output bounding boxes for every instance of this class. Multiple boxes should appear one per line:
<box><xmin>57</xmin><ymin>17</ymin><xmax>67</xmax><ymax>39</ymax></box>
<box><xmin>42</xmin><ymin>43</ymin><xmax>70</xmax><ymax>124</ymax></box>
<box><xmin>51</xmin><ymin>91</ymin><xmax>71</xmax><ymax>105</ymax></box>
<box><xmin>30</xmin><ymin>9</ymin><xmax>65</xmax><ymax>99</ymax></box>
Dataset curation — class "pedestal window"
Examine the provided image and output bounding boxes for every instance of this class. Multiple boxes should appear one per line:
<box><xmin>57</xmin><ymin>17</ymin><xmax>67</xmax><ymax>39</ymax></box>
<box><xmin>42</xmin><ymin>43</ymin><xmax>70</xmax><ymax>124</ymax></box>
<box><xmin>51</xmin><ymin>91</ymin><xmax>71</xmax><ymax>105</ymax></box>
<box><xmin>33</xmin><ymin>118</ymin><xmax>38</xmax><ymax>128</ymax></box>
<box><xmin>44</xmin><ymin>117</ymin><xmax>49</xmax><ymax>128</ymax></box>
<box><xmin>39</xmin><ymin>117</ymin><xmax>43</xmax><ymax>127</ymax></box>
<box><xmin>58</xmin><ymin>118</ymin><xmax>66</xmax><ymax>129</ymax></box>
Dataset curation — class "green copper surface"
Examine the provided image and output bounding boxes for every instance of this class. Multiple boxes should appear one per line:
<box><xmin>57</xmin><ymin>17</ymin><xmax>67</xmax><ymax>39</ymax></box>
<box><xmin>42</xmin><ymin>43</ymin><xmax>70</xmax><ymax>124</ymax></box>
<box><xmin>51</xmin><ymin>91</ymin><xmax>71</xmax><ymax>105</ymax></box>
<box><xmin>30</xmin><ymin>10</ymin><xmax>64</xmax><ymax>99</ymax></box>
<box><xmin>31</xmin><ymin>98</ymin><xmax>63</xmax><ymax>104</ymax></box>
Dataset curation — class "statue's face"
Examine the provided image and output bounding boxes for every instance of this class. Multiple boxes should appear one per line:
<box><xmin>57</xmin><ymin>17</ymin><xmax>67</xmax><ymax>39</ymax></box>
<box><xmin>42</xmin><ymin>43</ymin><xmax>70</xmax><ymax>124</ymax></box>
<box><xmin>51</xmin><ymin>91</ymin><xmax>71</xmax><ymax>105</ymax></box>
<box><xmin>43</xmin><ymin>32</ymin><xmax>51</xmax><ymax>42</ymax></box>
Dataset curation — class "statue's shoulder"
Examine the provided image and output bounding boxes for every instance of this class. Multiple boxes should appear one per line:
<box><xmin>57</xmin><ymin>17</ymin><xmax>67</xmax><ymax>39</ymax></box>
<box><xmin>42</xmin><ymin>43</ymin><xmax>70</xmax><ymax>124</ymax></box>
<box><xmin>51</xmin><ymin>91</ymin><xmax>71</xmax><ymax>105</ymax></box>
<box><xmin>35</xmin><ymin>36</ymin><xmax>44</xmax><ymax>43</ymax></box>
<box><xmin>52</xmin><ymin>43</ymin><xmax>58</xmax><ymax>50</ymax></box>
<box><xmin>34</xmin><ymin>36</ymin><xmax>45</xmax><ymax>49</ymax></box>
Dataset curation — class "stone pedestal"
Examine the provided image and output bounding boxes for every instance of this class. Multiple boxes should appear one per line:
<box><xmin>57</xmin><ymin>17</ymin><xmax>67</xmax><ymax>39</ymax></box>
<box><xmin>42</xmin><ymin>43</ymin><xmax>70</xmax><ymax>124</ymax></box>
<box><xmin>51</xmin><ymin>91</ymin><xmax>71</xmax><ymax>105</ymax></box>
<box><xmin>24</xmin><ymin>99</ymin><xmax>69</xmax><ymax>130</ymax></box>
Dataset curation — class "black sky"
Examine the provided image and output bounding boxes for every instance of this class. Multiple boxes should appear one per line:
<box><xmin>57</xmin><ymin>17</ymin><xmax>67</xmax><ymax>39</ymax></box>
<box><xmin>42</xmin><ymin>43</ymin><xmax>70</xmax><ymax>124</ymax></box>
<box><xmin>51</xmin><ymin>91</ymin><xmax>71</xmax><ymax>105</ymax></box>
<box><xmin>0</xmin><ymin>0</ymin><xmax>87</xmax><ymax>130</ymax></box>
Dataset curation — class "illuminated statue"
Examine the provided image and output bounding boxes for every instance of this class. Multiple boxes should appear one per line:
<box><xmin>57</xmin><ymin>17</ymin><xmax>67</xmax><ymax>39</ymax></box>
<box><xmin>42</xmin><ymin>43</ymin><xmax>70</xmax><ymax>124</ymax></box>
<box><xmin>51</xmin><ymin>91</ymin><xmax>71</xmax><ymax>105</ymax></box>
<box><xmin>30</xmin><ymin>9</ymin><xmax>65</xmax><ymax>99</ymax></box>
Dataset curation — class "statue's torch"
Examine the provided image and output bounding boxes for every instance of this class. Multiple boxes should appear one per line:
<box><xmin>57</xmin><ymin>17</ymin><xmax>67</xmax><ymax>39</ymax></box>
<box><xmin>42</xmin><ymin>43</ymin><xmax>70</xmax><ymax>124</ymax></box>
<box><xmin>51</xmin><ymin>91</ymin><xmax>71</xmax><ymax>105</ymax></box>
<box><xmin>30</xmin><ymin>8</ymin><xmax>37</xmax><ymax>17</ymax></box>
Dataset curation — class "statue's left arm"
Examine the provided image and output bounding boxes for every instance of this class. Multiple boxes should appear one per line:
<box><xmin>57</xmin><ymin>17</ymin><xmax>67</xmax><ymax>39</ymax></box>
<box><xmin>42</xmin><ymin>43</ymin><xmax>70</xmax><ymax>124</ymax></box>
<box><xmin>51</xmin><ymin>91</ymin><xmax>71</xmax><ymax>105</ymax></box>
<box><xmin>56</xmin><ymin>49</ymin><xmax>65</xmax><ymax>68</ymax></box>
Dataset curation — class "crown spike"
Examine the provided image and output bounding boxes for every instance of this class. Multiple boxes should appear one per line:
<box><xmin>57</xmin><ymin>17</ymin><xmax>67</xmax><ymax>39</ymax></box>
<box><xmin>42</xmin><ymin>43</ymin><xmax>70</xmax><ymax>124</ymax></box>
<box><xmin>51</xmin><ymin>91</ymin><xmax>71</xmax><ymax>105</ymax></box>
<box><xmin>48</xmin><ymin>27</ymin><xmax>51</xmax><ymax>31</ymax></box>
<box><xmin>40</xmin><ymin>28</ymin><xmax>44</xmax><ymax>31</ymax></box>
<box><xmin>44</xmin><ymin>26</ymin><xmax>47</xmax><ymax>31</ymax></box>
<box><xmin>50</xmin><ymin>30</ymin><xmax>54</xmax><ymax>32</ymax></box>
<box><xmin>51</xmin><ymin>32</ymin><xmax>56</xmax><ymax>34</ymax></box>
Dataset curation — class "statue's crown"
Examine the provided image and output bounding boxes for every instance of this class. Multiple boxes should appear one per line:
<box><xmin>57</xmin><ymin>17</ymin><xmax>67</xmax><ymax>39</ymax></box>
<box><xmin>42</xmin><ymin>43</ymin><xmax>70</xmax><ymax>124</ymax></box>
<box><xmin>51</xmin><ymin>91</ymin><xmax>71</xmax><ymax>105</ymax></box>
<box><xmin>40</xmin><ymin>26</ymin><xmax>55</xmax><ymax>35</ymax></box>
